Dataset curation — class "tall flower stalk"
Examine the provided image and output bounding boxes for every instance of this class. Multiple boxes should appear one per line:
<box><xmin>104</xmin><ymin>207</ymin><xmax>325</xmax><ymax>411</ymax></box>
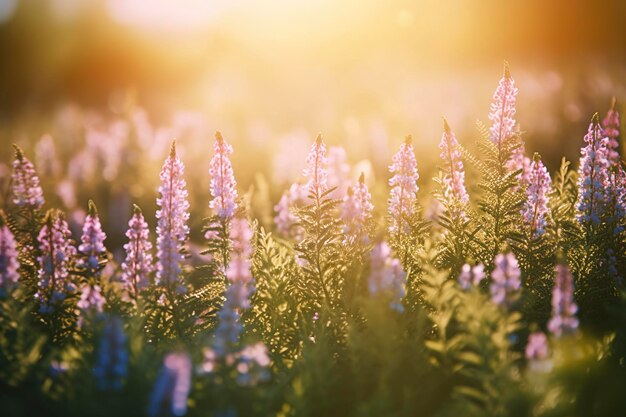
<box><xmin>340</xmin><ymin>173</ymin><xmax>373</xmax><ymax>244</ymax></box>
<box><xmin>576</xmin><ymin>114</ymin><xmax>610</xmax><ymax>226</ymax></box>
<box><xmin>212</xmin><ymin>217</ymin><xmax>255</xmax><ymax>357</ymax></box>
<box><xmin>0</xmin><ymin>210</ymin><xmax>20</xmax><ymax>293</ymax></box>
<box><xmin>35</xmin><ymin>210</ymin><xmax>77</xmax><ymax>314</ymax></box>
<box><xmin>121</xmin><ymin>204</ymin><xmax>153</xmax><ymax>303</ymax></box>
<box><xmin>368</xmin><ymin>242</ymin><xmax>406</xmax><ymax>312</ymax></box>
<box><xmin>205</xmin><ymin>132</ymin><xmax>239</xmax><ymax>279</ymax></box>
<box><xmin>156</xmin><ymin>142</ymin><xmax>190</xmax><ymax>294</ymax></box>
<box><xmin>488</xmin><ymin>62</ymin><xmax>518</xmax><ymax>150</ymax></box>
<box><xmin>547</xmin><ymin>264</ymin><xmax>579</xmax><ymax>337</ymax></box>
<box><xmin>148</xmin><ymin>352</ymin><xmax>192</xmax><ymax>417</ymax></box>
<box><xmin>602</xmin><ymin>97</ymin><xmax>620</xmax><ymax>167</ymax></box>
<box><xmin>11</xmin><ymin>144</ymin><xmax>45</xmax><ymax>209</ymax></box>
<box><xmin>490</xmin><ymin>253</ymin><xmax>521</xmax><ymax>309</ymax></box>
<box><xmin>388</xmin><ymin>136</ymin><xmax>419</xmax><ymax>235</ymax></box>
<box><xmin>209</xmin><ymin>131</ymin><xmax>238</xmax><ymax>220</ymax></box>
<box><xmin>304</xmin><ymin>134</ymin><xmax>329</xmax><ymax>197</ymax></box>
<box><xmin>94</xmin><ymin>315</ymin><xmax>128</xmax><ymax>391</ymax></box>
<box><xmin>439</xmin><ymin>119</ymin><xmax>469</xmax><ymax>220</ymax></box>
<box><xmin>522</xmin><ymin>153</ymin><xmax>552</xmax><ymax>238</ymax></box>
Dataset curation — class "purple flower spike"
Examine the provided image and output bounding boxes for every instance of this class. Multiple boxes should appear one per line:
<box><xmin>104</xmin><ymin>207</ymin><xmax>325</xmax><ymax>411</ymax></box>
<box><xmin>213</xmin><ymin>217</ymin><xmax>255</xmax><ymax>357</ymax></box>
<box><xmin>148</xmin><ymin>352</ymin><xmax>192</xmax><ymax>417</ymax></box>
<box><xmin>522</xmin><ymin>154</ymin><xmax>552</xmax><ymax>238</ymax></box>
<box><xmin>0</xmin><ymin>211</ymin><xmax>20</xmax><ymax>292</ymax></box>
<box><xmin>35</xmin><ymin>210</ymin><xmax>77</xmax><ymax>313</ymax></box>
<box><xmin>156</xmin><ymin>142</ymin><xmax>190</xmax><ymax>291</ymax></box>
<box><xmin>341</xmin><ymin>173</ymin><xmax>373</xmax><ymax>242</ymax></box>
<box><xmin>576</xmin><ymin>114</ymin><xmax>610</xmax><ymax>225</ymax></box>
<box><xmin>94</xmin><ymin>315</ymin><xmax>128</xmax><ymax>391</ymax></box>
<box><xmin>11</xmin><ymin>145</ymin><xmax>45</xmax><ymax>209</ymax></box>
<box><xmin>490</xmin><ymin>253</ymin><xmax>521</xmax><ymax>308</ymax></box>
<box><xmin>440</xmin><ymin>119</ymin><xmax>469</xmax><ymax>218</ymax></box>
<box><xmin>458</xmin><ymin>263</ymin><xmax>485</xmax><ymax>290</ymax></box>
<box><xmin>525</xmin><ymin>331</ymin><xmax>549</xmax><ymax>361</ymax></box>
<box><xmin>488</xmin><ymin>62</ymin><xmax>518</xmax><ymax>147</ymax></box>
<box><xmin>601</xmin><ymin>97</ymin><xmax>620</xmax><ymax>167</ymax></box>
<box><xmin>368</xmin><ymin>242</ymin><xmax>406</xmax><ymax>312</ymax></box>
<box><xmin>388</xmin><ymin>136</ymin><xmax>419</xmax><ymax>235</ymax></box>
<box><xmin>209</xmin><ymin>132</ymin><xmax>238</xmax><ymax>219</ymax></box>
<box><xmin>76</xmin><ymin>284</ymin><xmax>106</xmax><ymax>327</ymax></box>
<box><xmin>303</xmin><ymin>134</ymin><xmax>329</xmax><ymax>197</ymax></box>
<box><xmin>78</xmin><ymin>200</ymin><xmax>107</xmax><ymax>275</ymax></box>
<box><xmin>122</xmin><ymin>204</ymin><xmax>153</xmax><ymax>301</ymax></box>
<box><xmin>547</xmin><ymin>264</ymin><xmax>579</xmax><ymax>337</ymax></box>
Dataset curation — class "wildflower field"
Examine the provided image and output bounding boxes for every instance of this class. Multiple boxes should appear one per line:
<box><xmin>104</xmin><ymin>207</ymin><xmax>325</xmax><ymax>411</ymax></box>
<box><xmin>2</xmin><ymin>2</ymin><xmax>626</xmax><ymax>417</ymax></box>
<box><xmin>2</xmin><ymin>63</ymin><xmax>626</xmax><ymax>417</ymax></box>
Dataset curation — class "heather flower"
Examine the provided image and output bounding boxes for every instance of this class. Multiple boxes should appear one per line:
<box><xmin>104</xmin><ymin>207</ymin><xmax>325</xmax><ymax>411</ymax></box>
<box><xmin>303</xmin><ymin>134</ymin><xmax>329</xmax><ymax>196</ymax></box>
<box><xmin>368</xmin><ymin>242</ymin><xmax>406</xmax><ymax>312</ymax></box>
<box><xmin>213</xmin><ymin>217</ymin><xmax>255</xmax><ymax>357</ymax></box>
<box><xmin>148</xmin><ymin>352</ymin><xmax>192</xmax><ymax>417</ymax></box>
<box><xmin>490</xmin><ymin>253</ymin><xmax>521</xmax><ymax>308</ymax></box>
<box><xmin>522</xmin><ymin>153</ymin><xmax>552</xmax><ymax>238</ymax></box>
<box><xmin>577</xmin><ymin>114</ymin><xmax>610</xmax><ymax>225</ymax></box>
<box><xmin>388</xmin><ymin>136</ymin><xmax>419</xmax><ymax>235</ymax></box>
<box><xmin>547</xmin><ymin>264</ymin><xmax>579</xmax><ymax>337</ymax></box>
<box><xmin>525</xmin><ymin>331</ymin><xmax>549</xmax><ymax>361</ymax></box>
<box><xmin>458</xmin><ymin>263</ymin><xmax>485</xmax><ymax>290</ymax></box>
<box><xmin>35</xmin><ymin>210</ymin><xmax>77</xmax><ymax>313</ymax></box>
<box><xmin>274</xmin><ymin>182</ymin><xmax>307</xmax><ymax>239</ymax></box>
<box><xmin>94</xmin><ymin>315</ymin><xmax>128</xmax><ymax>391</ymax></box>
<box><xmin>11</xmin><ymin>145</ymin><xmax>45</xmax><ymax>209</ymax></box>
<box><xmin>439</xmin><ymin>119</ymin><xmax>469</xmax><ymax>217</ymax></box>
<box><xmin>488</xmin><ymin>63</ymin><xmax>518</xmax><ymax>147</ymax></box>
<box><xmin>327</xmin><ymin>146</ymin><xmax>351</xmax><ymax>199</ymax></box>
<box><xmin>156</xmin><ymin>142</ymin><xmax>190</xmax><ymax>291</ymax></box>
<box><xmin>209</xmin><ymin>132</ymin><xmax>238</xmax><ymax>219</ymax></box>
<box><xmin>78</xmin><ymin>200</ymin><xmax>107</xmax><ymax>275</ymax></box>
<box><xmin>340</xmin><ymin>173</ymin><xmax>373</xmax><ymax>242</ymax></box>
<box><xmin>0</xmin><ymin>211</ymin><xmax>20</xmax><ymax>292</ymax></box>
<box><xmin>76</xmin><ymin>284</ymin><xmax>106</xmax><ymax>328</ymax></box>
<box><xmin>602</xmin><ymin>97</ymin><xmax>620</xmax><ymax>166</ymax></box>
<box><xmin>121</xmin><ymin>205</ymin><xmax>153</xmax><ymax>301</ymax></box>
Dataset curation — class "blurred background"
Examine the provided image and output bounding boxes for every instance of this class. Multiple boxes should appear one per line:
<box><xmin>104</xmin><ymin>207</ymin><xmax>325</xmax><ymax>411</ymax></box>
<box><xmin>0</xmin><ymin>0</ymin><xmax>625</xmax><ymax>251</ymax></box>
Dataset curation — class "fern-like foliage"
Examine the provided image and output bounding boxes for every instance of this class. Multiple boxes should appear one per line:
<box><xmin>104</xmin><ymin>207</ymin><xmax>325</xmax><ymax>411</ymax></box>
<box><xmin>463</xmin><ymin>122</ymin><xmax>524</xmax><ymax>268</ymax></box>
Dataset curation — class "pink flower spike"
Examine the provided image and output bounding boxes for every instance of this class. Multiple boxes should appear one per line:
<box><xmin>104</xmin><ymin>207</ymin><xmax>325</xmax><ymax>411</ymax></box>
<box><xmin>76</xmin><ymin>284</ymin><xmax>106</xmax><ymax>328</ymax></box>
<box><xmin>341</xmin><ymin>173</ymin><xmax>374</xmax><ymax>242</ymax></box>
<box><xmin>525</xmin><ymin>331</ymin><xmax>549</xmax><ymax>361</ymax></box>
<box><xmin>209</xmin><ymin>131</ymin><xmax>238</xmax><ymax>219</ymax></box>
<box><xmin>458</xmin><ymin>263</ymin><xmax>485</xmax><ymax>290</ymax></box>
<box><xmin>522</xmin><ymin>154</ymin><xmax>552</xmax><ymax>238</ymax></box>
<box><xmin>388</xmin><ymin>136</ymin><xmax>419</xmax><ymax>235</ymax></box>
<box><xmin>368</xmin><ymin>242</ymin><xmax>406</xmax><ymax>312</ymax></box>
<box><xmin>303</xmin><ymin>134</ymin><xmax>329</xmax><ymax>197</ymax></box>
<box><xmin>439</xmin><ymin>119</ymin><xmax>469</xmax><ymax>217</ymax></box>
<box><xmin>490</xmin><ymin>253</ymin><xmax>521</xmax><ymax>308</ymax></box>
<box><xmin>35</xmin><ymin>210</ymin><xmax>77</xmax><ymax>313</ymax></box>
<box><xmin>11</xmin><ymin>145</ymin><xmax>45</xmax><ymax>209</ymax></box>
<box><xmin>156</xmin><ymin>142</ymin><xmax>190</xmax><ymax>290</ymax></box>
<box><xmin>78</xmin><ymin>200</ymin><xmax>107</xmax><ymax>275</ymax></box>
<box><xmin>121</xmin><ymin>204</ymin><xmax>153</xmax><ymax>300</ymax></box>
<box><xmin>601</xmin><ymin>97</ymin><xmax>620</xmax><ymax>166</ymax></box>
<box><xmin>0</xmin><ymin>211</ymin><xmax>19</xmax><ymax>292</ymax></box>
<box><xmin>547</xmin><ymin>264</ymin><xmax>579</xmax><ymax>337</ymax></box>
<box><xmin>488</xmin><ymin>62</ymin><xmax>518</xmax><ymax>147</ymax></box>
<box><xmin>274</xmin><ymin>182</ymin><xmax>308</xmax><ymax>239</ymax></box>
<box><xmin>148</xmin><ymin>352</ymin><xmax>192</xmax><ymax>417</ymax></box>
<box><xmin>576</xmin><ymin>114</ymin><xmax>610</xmax><ymax>225</ymax></box>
